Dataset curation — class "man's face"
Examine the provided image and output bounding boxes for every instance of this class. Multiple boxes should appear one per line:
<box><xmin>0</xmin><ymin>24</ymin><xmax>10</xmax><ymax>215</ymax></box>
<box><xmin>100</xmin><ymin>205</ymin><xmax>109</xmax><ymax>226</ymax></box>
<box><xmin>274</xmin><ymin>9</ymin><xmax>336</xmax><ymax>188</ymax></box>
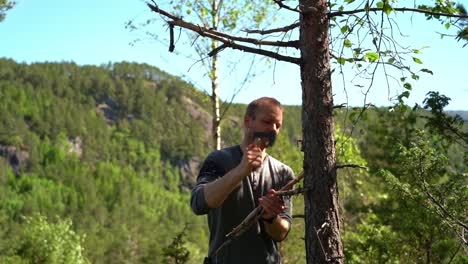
<box><xmin>245</xmin><ymin>105</ymin><xmax>283</xmax><ymax>148</ymax></box>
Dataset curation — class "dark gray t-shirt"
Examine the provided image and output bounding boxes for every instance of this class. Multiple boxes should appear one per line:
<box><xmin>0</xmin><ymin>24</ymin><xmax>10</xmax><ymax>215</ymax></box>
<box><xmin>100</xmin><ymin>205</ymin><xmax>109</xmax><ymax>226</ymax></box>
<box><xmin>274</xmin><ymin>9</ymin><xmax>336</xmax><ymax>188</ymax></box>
<box><xmin>190</xmin><ymin>145</ymin><xmax>295</xmax><ymax>264</ymax></box>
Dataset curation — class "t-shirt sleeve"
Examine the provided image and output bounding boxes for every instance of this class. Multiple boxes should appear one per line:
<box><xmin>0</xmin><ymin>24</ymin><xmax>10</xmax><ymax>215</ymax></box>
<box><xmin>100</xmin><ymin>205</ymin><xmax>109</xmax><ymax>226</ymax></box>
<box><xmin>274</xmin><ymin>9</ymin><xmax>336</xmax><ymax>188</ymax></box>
<box><xmin>190</xmin><ymin>153</ymin><xmax>222</xmax><ymax>215</ymax></box>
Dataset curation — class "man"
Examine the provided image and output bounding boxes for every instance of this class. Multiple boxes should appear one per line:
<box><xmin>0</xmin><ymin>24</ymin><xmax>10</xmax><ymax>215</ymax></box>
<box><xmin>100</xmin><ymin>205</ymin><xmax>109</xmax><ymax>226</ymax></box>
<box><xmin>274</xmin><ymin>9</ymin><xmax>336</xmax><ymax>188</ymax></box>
<box><xmin>191</xmin><ymin>97</ymin><xmax>295</xmax><ymax>263</ymax></box>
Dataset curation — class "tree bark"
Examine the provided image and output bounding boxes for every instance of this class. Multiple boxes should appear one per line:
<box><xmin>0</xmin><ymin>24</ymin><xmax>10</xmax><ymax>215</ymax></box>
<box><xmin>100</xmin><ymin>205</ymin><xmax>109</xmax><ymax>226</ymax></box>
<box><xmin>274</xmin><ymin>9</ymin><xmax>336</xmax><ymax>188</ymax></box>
<box><xmin>299</xmin><ymin>0</ymin><xmax>344</xmax><ymax>263</ymax></box>
<box><xmin>210</xmin><ymin>0</ymin><xmax>221</xmax><ymax>150</ymax></box>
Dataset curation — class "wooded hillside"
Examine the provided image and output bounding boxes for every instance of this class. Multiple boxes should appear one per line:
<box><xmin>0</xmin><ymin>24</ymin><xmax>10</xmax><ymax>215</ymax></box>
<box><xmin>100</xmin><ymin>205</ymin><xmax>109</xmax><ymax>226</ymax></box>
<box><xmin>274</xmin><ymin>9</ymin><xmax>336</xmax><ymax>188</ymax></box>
<box><xmin>0</xmin><ymin>58</ymin><xmax>466</xmax><ymax>263</ymax></box>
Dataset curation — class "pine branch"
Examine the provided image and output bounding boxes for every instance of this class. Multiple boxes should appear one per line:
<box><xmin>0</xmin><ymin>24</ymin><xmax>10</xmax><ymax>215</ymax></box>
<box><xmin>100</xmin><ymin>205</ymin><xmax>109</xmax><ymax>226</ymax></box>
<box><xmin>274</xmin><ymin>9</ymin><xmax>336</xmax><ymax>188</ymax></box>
<box><xmin>336</xmin><ymin>164</ymin><xmax>368</xmax><ymax>170</ymax></box>
<box><xmin>273</xmin><ymin>0</ymin><xmax>300</xmax><ymax>13</ymax></box>
<box><xmin>147</xmin><ymin>3</ymin><xmax>300</xmax><ymax>64</ymax></box>
<box><xmin>330</xmin><ymin>7</ymin><xmax>468</xmax><ymax>19</ymax></box>
<box><xmin>243</xmin><ymin>22</ymin><xmax>300</xmax><ymax>35</ymax></box>
<box><xmin>276</xmin><ymin>187</ymin><xmax>308</xmax><ymax>197</ymax></box>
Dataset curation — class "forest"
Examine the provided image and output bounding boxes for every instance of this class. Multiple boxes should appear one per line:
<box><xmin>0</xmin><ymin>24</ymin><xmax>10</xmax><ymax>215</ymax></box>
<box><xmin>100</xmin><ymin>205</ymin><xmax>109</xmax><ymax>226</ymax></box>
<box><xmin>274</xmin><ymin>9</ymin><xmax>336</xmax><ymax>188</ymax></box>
<box><xmin>0</xmin><ymin>58</ymin><xmax>466</xmax><ymax>263</ymax></box>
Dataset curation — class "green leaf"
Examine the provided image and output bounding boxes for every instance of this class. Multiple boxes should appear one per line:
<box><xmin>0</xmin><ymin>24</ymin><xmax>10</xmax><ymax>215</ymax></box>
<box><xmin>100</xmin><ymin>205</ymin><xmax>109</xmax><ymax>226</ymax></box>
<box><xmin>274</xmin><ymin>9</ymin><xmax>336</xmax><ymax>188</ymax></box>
<box><xmin>421</xmin><ymin>68</ymin><xmax>433</xmax><ymax>75</ymax></box>
<box><xmin>388</xmin><ymin>57</ymin><xmax>395</xmax><ymax>63</ymax></box>
<box><xmin>383</xmin><ymin>2</ymin><xmax>393</xmax><ymax>15</ymax></box>
<box><xmin>403</xmin><ymin>83</ymin><xmax>412</xmax><ymax>90</ymax></box>
<box><xmin>412</xmin><ymin>57</ymin><xmax>423</xmax><ymax>64</ymax></box>
<box><xmin>341</xmin><ymin>25</ymin><xmax>349</xmax><ymax>34</ymax></box>
<box><xmin>445</xmin><ymin>23</ymin><xmax>450</xmax><ymax>29</ymax></box>
<box><xmin>344</xmin><ymin>39</ymin><xmax>352</xmax><ymax>48</ymax></box>
<box><xmin>338</xmin><ymin>57</ymin><xmax>346</xmax><ymax>65</ymax></box>
<box><xmin>376</xmin><ymin>2</ymin><xmax>384</xmax><ymax>8</ymax></box>
<box><xmin>365</xmin><ymin>52</ymin><xmax>380</xmax><ymax>62</ymax></box>
<box><xmin>411</xmin><ymin>74</ymin><xmax>420</xmax><ymax>80</ymax></box>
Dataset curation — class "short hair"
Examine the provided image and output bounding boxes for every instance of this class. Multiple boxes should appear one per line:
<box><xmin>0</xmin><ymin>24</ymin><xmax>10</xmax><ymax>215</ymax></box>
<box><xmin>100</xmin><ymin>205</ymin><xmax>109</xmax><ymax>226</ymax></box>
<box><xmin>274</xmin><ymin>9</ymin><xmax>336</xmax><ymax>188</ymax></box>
<box><xmin>245</xmin><ymin>97</ymin><xmax>283</xmax><ymax>119</ymax></box>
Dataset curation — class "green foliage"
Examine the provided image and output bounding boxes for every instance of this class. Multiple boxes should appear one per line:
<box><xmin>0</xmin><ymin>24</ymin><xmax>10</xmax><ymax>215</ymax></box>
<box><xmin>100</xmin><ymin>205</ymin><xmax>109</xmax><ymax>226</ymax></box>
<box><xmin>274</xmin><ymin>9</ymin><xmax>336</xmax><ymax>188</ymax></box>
<box><xmin>0</xmin><ymin>58</ymin><xmax>466</xmax><ymax>263</ymax></box>
<box><xmin>162</xmin><ymin>226</ymin><xmax>190</xmax><ymax>264</ymax></box>
<box><xmin>348</xmin><ymin>98</ymin><xmax>467</xmax><ymax>263</ymax></box>
<box><xmin>0</xmin><ymin>59</ymin><xmax>210</xmax><ymax>263</ymax></box>
<box><xmin>2</xmin><ymin>214</ymin><xmax>89</xmax><ymax>264</ymax></box>
<box><xmin>0</xmin><ymin>0</ymin><xmax>14</xmax><ymax>22</ymax></box>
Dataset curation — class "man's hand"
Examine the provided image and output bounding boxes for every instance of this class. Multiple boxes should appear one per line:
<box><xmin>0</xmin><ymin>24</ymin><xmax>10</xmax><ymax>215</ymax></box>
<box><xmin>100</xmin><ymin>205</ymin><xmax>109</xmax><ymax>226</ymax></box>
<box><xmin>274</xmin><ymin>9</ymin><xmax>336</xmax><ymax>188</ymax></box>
<box><xmin>259</xmin><ymin>189</ymin><xmax>290</xmax><ymax>241</ymax></box>
<box><xmin>258</xmin><ymin>189</ymin><xmax>284</xmax><ymax>220</ymax></box>
<box><xmin>238</xmin><ymin>143</ymin><xmax>263</xmax><ymax>176</ymax></box>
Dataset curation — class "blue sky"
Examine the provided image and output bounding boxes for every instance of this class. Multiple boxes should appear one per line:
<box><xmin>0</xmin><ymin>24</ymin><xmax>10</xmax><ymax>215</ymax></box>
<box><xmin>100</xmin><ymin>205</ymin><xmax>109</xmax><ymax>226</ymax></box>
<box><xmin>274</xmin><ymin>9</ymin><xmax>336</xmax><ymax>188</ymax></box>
<box><xmin>1</xmin><ymin>0</ymin><xmax>467</xmax><ymax>110</ymax></box>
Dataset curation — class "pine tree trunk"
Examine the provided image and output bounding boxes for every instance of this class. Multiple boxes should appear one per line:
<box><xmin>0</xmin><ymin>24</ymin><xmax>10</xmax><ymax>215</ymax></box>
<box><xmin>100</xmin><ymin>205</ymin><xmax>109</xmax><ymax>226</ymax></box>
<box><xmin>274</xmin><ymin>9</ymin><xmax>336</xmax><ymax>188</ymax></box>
<box><xmin>299</xmin><ymin>0</ymin><xmax>343</xmax><ymax>263</ymax></box>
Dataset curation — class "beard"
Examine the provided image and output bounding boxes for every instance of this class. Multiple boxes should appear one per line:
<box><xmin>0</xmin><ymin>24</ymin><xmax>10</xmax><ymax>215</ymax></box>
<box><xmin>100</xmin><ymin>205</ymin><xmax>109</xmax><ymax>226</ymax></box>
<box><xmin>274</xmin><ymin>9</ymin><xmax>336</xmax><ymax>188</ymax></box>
<box><xmin>251</xmin><ymin>131</ymin><xmax>276</xmax><ymax>148</ymax></box>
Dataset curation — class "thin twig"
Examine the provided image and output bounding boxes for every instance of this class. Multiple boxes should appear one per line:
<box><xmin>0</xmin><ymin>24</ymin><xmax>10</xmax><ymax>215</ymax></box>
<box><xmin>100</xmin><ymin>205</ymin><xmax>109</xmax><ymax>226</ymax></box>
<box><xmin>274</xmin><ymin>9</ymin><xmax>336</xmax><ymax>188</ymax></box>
<box><xmin>336</xmin><ymin>164</ymin><xmax>369</xmax><ymax>170</ymax></box>
<box><xmin>274</xmin><ymin>0</ymin><xmax>300</xmax><ymax>13</ymax></box>
<box><xmin>244</xmin><ymin>22</ymin><xmax>300</xmax><ymax>35</ymax></box>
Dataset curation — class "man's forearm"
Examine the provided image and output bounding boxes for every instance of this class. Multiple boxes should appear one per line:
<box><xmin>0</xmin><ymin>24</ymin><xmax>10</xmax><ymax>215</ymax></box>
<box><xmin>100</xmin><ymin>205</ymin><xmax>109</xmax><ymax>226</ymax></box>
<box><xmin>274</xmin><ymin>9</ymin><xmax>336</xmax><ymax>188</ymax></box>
<box><xmin>203</xmin><ymin>166</ymin><xmax>247</xmax><ymax>208</ymax></box>
<box><xmin>264</xmin><ymin>216</ymin><xmax>290</xmax><ymax>241</ymax></box>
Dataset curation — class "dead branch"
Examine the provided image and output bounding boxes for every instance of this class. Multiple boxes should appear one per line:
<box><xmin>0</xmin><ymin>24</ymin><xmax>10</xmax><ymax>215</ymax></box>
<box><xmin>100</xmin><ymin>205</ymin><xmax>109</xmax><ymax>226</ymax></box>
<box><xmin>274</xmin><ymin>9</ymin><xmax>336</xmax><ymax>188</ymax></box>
<box><xmin>169</xmin><ymin>23</ymin><xmax>175</xmax><ymax>52</ymax></box>
<box><xmin>336</xmin><ymin>164</ymin><xmax>369</xmax><ymax>170</ymax></box>
<box><xmin>244</xmin><ymin>22</ymin><xmax>300</xmax><ymax>35</ymax></box>
<box><xmin>147</xmin><ymin>2</ymin><xmax>300</xmax><ymax>64</ymax></box>
<box><xmin>211</xmin><ymin>40</ymin><xmax>300</xmax><ymax>64</ymax></box>
<box><xmin>147</xmin><ymin>3</ymin><xmax>299</xmax><ymax>48</ymax></box>
<box><xmin>207</xmin><ymin>43</ymin><xmax>227</xmax><ymax>57</ymax></box>
<box><xmin>333</xmin><ymin>103</ymin><xmax>347</xmax><ymax>109</ymax></box>
<box><xmin>330</xmin><ymin>7</ymin><xmax>468</xmax><ymax>19</ymax></box>
<box><xmin>276</xmin><ymin>187</ymin><xmax>308</xmax><ymax>197</ymax></box>
<box><xmin>274</xmin><ymin>0</ymin><xmax>300</xmax><ymax>13</ymax></box>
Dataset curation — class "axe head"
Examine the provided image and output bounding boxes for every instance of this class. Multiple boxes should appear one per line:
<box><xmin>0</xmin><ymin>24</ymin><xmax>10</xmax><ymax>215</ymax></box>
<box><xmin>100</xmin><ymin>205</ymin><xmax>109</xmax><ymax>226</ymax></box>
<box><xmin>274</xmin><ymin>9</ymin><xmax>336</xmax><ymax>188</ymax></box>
<box><xmin>253</xmin><ymin>131</ymin><xmax>276</xmax><ymax>148</ymax></box>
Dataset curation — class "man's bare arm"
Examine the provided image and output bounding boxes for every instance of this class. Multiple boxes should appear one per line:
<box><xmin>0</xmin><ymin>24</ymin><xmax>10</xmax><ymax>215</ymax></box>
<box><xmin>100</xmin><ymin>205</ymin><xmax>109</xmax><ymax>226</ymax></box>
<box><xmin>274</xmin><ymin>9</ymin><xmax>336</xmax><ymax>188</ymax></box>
<box><xmin>263</xmin><ymin>216</ymin><xmax>291</xmax><ymax>241</ymax></box>
<box><xmin>203</xmin><ymin>144</ymin><xmax>262</xmax><ymax>208</ymax></box>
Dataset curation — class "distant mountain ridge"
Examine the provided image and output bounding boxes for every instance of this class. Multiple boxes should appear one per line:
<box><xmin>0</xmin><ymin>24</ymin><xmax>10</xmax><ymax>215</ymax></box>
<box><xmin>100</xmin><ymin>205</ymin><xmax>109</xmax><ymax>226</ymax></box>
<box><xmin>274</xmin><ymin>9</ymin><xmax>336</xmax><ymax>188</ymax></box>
<box><xmin>446</xmin><ymin>110</ymin><xmax>468</xmax><ymax>121</ymax></box>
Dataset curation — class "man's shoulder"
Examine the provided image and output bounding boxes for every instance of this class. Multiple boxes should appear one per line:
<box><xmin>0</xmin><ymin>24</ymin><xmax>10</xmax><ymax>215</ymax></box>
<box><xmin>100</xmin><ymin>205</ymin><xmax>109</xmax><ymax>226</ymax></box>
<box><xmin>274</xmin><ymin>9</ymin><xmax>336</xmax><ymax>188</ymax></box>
<box><xmin>207</xmin><ymin>145</ymin><xmax>240</xmax><ymax>159</ymax></box>
<box><xmin>267</xmin><ymin>155</ymin><xmax>291</xmax><ymax>169</ymax></box>
<box><xmin>266</xmin><ymin>155</ymin><xmax>294</xmax><ymax>177</ymax></box>
<box><xmin>205</xmin><ymin>145</ymin><xmax>241</xmax><ymax>168</ymax></box>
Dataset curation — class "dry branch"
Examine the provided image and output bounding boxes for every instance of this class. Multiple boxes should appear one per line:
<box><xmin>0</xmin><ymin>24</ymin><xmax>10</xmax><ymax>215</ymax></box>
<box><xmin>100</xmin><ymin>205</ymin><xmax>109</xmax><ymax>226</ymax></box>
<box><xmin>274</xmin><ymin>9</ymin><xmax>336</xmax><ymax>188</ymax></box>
<box><xmin>274</xmin><ymin>0</ymin><xmax>300</xmax><ymax>13</ymax></box>
<box><xmin>330</xmin><ymin>7</ymin><xmax>468</xmax><ymax>19</ymax></box>
<box><xmin>244</xmin><ymin>22</ymin><xmax>300</xmax><ymax>35</ymax></box>
<box><xmin>276</xmin><ymin>187</ymin><xmax>308</xmax><ymax>197</ymax></box>
<box><xmin>336</xmin><ymin>164</ymin><xmax>368</xmax><ymax>170</ymax></box>
<box><xmin>147</xmin><ymin>2</ymin><xmax>301</xmax><ymax>64</ymax></box>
